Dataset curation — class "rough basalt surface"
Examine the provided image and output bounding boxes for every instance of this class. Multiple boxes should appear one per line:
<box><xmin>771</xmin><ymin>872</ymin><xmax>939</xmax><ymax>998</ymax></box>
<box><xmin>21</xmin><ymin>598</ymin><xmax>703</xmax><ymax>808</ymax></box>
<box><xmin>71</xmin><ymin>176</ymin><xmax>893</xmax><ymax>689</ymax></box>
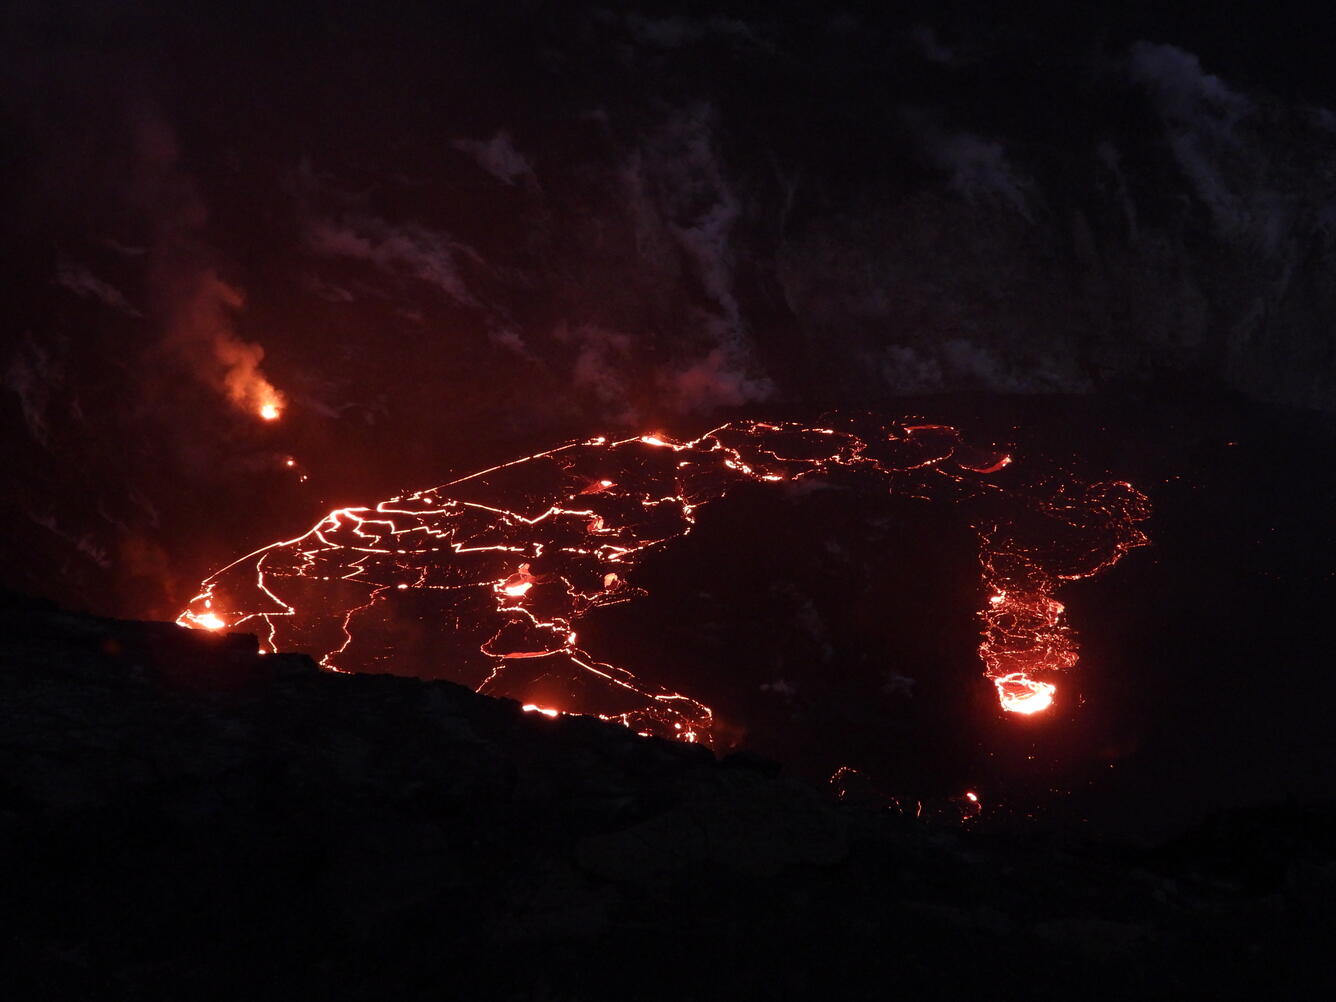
<box><xmin>2</xmin><ymin>590</ymin><xmax>1333</xmax><ymax>1000</ymax></box>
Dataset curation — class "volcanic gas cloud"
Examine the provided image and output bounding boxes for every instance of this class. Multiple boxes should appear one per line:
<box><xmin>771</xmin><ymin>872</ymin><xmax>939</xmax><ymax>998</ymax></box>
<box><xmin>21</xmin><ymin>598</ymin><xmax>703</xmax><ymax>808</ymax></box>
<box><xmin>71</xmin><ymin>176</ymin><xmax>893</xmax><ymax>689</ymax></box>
<box><xmin>179</xmin><ymin>417</ymin><xmax>1149</xmax><ymax>745</ymax></box>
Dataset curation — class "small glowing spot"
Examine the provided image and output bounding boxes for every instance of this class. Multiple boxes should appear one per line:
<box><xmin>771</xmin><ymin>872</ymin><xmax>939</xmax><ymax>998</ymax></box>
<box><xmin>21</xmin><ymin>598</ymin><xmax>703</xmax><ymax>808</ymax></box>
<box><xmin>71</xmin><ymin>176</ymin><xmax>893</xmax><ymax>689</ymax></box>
<box><xmin>503</xmin><ymin>581</ymin><xmax>533</xmax><ymax>597</ymax></box>
<box><xmin>965</xmin><ymin>791</ymin><xmax>979</xmax><ymax>803</ymax></box>
<box><xmin>259</xmin><ymin>403</ymin><xmax>281</xmax><ymax>421</ymax></box>
<box><xmin>285</xmin><ymin>458</ymin><xmax>296</xmax><ymax>468</ymax></box>
<box><xmin>521</xmin><ymin>704</ymin><xmax>560</xmax><ymax>718</ymax></box>
<box><xmin>193</xmin><ymin>613</ymin><xmax>226</xmax><ymax>631</ymax></box>
<box><xmin>640</xmin><ymin>434</ymin><xmax>669</xmax><ymax>447</ymax></box>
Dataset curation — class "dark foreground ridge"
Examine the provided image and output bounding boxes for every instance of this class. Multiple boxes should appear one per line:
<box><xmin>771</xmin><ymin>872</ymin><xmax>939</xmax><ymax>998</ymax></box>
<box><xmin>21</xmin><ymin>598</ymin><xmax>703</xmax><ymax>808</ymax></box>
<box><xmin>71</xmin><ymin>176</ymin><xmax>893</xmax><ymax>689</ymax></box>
<box><xmin>3</xmin><ymin>590</ymin><xmax>1333</xmax><ymax>1001</ymax></box>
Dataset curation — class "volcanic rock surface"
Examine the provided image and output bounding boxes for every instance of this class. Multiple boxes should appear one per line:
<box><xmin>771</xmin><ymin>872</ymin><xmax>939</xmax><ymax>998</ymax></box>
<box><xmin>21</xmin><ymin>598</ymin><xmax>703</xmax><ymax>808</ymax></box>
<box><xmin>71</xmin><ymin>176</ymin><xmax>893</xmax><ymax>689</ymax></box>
<box><xmin>4</xmin><ymin>590</ymin><xmax>1333</xmax><ymax>1000</ymax></box>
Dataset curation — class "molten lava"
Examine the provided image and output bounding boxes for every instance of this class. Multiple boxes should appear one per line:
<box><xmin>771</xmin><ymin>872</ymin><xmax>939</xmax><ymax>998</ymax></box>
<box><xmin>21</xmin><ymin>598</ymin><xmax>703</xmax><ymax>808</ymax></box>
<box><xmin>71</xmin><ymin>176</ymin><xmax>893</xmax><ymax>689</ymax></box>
<box><xmin>179</xmin><ymin>418</ymin><xmax>1149</xmax><ymax>745</ymax></box>
<box><xmin>192</xmin><ymin>611</ymin><xmax>227</xmax><ymax>631</ymax></box>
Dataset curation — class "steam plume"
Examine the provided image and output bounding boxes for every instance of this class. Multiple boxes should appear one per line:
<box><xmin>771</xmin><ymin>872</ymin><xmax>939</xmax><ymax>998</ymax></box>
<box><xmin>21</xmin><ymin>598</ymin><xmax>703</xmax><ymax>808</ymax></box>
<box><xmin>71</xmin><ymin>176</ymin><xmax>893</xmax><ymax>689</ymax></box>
<box><xmin>169</xmin><ymin>269</ymin><xmax>284</xmax><ymax>419</ymax></box>
<box><xmin>130</xmin><ymin>103</ymin><xmax>285</xmax><ymax>420</ymax></box>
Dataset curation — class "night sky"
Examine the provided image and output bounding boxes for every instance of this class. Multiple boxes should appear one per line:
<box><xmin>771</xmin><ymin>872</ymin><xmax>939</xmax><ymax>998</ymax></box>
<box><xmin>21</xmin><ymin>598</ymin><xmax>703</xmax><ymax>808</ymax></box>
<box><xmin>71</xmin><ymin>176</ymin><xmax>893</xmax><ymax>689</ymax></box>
<box><xmin>4</xmin><ymin>1</ymin><xmax>1335</xmax><ymax>836</ymax></box>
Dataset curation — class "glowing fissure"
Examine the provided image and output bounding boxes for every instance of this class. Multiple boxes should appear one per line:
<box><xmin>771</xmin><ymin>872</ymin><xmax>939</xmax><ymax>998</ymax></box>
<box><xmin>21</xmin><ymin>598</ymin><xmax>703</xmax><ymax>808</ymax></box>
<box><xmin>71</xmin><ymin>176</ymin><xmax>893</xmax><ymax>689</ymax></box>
<box><xmin>179</xmin><ymin>418</ymin><xmax>1148</xmax><ymax>744</ymax></box>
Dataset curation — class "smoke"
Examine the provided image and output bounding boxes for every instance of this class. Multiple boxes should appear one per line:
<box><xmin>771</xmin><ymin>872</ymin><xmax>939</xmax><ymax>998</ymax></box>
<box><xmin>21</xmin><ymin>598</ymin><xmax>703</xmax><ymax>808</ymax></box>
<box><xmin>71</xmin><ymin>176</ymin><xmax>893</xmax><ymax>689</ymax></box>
<box><xmin>123</xmin><ymin>102</ymin><xmax>286</xmax><ymax>420</ymax></box>
<box><xmin>556</xmin><ymin>322</ymin><xmax>771</xmax><ymax>419</ymax></box>
<box><xmin>55</xmin><ymin>261</ymin><xmax>141</xmax><ymax>317</ymax></box>
<box><xmin>27</xmin><ymin>511</ymin><xmax>111</xmax><ymax>570</ymax></box>
<box><xmin>908</xmin><ymin>25</ymin><xmax>956</xmax><ymax>66</ymax></box>
<box><xmin>166</xmin><ymin>269</ymin><xmax>284</xmax><ymax>417</ymax></box>
<box><xmin>631</xmin><ymin>106</ymin><xmax>746</xmax><ymax>330</ymax></box>
<box><xmin>450</xmin><ymin>131</ymin><xmax>535</xmax><ymax>187</ymax></box>
<box><xmin>667</xmin><ymin>345</ymin><xmax>773</xmax><ymax>411</ymax></box>
<box><xmin>879</xmin><ymin>340</ymin><xmax>1091</xmax><ymax>396</ymax></box>
<box><xmin>307</xmin><ymin>216</ymin><xmax>480</xmax><ymax>307</ymax></box>
<box><xmin>1128</xmin><ymin>42</ymin><xmax>1252</xmax><ymax>125</ymax></box>
<box><xmin>622</xmin><ymin>13</ymin><xmax>759</xmax><ymax>50</ymax></box>
<box><xmin>1</xmin><ymin>38</ymin><xmax>286</xmax><ymax>423</ymax></box>
<box><xmin>619</xmin><ymin>105</ymin><xmax>774</xmax><ymax>412</ymax></box>
<box><xmin>1128</xmin><ymin>42</ymin><xmax>1266</xmax><ymax>245</ymax></box>
<box><xmin>915</xmin><ymin>125</ymin><xmax>1032</xmax><ymax>219</ymax></box>
<box><xmin>558</xmin><ymin>324</ymin><xmax>636</xmax><ymax>415</ymax></box>
<box><xmin>4</xmin><ymin>333</ymin><xmax>63</xmax><ymax>446</ymax></box>
<box><xmin>880</xmin><ymin>345</ymin><xmax>945</xmax><ymax>396</ymax></box>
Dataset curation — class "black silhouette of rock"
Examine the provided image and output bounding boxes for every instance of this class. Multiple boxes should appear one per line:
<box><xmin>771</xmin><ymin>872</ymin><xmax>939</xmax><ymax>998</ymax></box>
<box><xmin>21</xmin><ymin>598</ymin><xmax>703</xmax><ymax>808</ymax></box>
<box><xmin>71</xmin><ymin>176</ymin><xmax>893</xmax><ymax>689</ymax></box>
<box><xmin>3</xmin><ymin>590</ymin><xmax>1333</xmax><ymax>1000</ymax></box>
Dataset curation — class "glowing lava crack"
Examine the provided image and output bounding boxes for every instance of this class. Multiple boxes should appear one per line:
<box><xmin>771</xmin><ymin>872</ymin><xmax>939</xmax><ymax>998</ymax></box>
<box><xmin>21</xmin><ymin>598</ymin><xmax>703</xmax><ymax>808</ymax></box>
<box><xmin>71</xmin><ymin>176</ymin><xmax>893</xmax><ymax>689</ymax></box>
<box><xmin>179</xmin><ymin>418</ymin><xmax>1149</xmax><ymax>744</ymax></box>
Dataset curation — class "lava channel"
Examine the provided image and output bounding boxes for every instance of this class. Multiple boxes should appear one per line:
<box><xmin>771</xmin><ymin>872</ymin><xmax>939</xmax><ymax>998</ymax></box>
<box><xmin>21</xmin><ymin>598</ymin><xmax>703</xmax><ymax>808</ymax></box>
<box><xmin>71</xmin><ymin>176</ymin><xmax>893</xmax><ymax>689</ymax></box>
<box><xmin>178</xmin><ymin>417</ymin><xmax>1149</xmax><ymax>744</ymax></box>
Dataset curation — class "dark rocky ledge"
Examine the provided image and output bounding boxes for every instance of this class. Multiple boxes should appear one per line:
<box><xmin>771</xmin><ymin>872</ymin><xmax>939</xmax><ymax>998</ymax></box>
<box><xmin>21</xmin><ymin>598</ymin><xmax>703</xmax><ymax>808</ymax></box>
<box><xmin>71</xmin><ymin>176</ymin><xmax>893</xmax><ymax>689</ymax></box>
<box><xmin>2</xmin><ymin>590</ymin><xmax>1333</xmax><ymax>1001</ymax></box>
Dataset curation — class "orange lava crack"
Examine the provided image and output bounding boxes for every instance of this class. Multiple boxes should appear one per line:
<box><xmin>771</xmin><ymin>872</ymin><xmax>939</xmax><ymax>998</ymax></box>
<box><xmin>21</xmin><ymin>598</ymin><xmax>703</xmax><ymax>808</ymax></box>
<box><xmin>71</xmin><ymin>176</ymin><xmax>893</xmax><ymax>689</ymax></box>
<box><xmin>178</xmin><ymin>417</ymin><xmax>1149</xmax><ymax>744</ymax></box>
